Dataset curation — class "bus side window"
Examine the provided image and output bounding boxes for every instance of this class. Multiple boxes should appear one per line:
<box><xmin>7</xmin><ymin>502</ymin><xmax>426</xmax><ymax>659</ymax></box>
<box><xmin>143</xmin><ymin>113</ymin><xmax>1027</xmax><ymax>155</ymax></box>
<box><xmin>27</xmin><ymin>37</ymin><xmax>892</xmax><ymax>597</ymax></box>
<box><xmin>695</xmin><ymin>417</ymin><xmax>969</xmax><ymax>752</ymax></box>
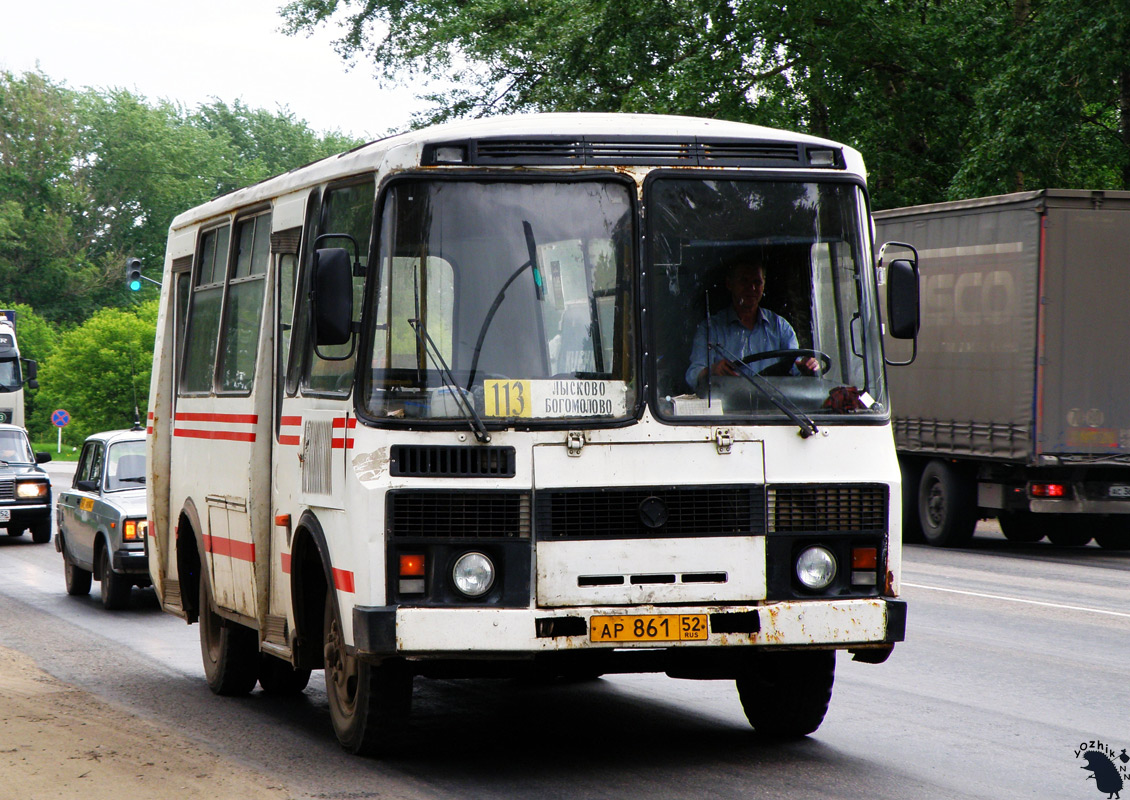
<box><xmin>304</xmin><ymin>179</ymin><xmax>374</xmax><ymax>395</ymax></box>
<box><xmin>180</xmin><ymin>224</ymin><xmax>230</xmax><ymax>394</ymax></box>
<box><xmin>217</xmin><ymin>212</ymin><xmax>271</xmax><ymax>394</ymax></box>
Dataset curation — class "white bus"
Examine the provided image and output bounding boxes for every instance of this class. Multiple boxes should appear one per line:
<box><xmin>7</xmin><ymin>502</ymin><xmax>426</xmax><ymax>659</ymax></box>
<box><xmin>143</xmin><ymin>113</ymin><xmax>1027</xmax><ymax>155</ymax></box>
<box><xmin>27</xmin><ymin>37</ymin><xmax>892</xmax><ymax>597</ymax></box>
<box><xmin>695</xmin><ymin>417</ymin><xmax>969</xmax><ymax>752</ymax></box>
<box><xmin>0</xmin><ymin>310</ymin><xmax>38</xmax><ymax>429</ymax></box>
<box><xmin>146</xmin><ymin>113</ymin><xmax>920</xmax><ymax>754</ymax></box>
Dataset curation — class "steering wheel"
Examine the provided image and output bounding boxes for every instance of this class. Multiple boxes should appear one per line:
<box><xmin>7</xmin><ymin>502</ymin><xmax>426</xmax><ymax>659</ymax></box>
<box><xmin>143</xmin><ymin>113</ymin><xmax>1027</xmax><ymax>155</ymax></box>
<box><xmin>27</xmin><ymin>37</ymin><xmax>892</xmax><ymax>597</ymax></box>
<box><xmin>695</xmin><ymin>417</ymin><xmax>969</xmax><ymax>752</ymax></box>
<box><xmin>738</xmin><ymin>348</ymin><xmax>831</xmax><ymax>377</ymax></box>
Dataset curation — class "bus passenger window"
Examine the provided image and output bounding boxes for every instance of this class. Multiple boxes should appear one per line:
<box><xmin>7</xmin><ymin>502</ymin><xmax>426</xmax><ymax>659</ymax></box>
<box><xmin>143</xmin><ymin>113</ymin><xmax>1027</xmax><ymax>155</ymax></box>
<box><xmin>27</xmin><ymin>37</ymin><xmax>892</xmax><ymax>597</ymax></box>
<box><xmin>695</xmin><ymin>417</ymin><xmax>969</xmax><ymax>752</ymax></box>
<box><xmin>181</xmin><ymin>225</ymin><xmax>229</xmax><ymax>394</ymax></box>
<box><xmin>218</xmin><ymin>212</ymin><xmax>270</xmax><ymax>393</ymax></box>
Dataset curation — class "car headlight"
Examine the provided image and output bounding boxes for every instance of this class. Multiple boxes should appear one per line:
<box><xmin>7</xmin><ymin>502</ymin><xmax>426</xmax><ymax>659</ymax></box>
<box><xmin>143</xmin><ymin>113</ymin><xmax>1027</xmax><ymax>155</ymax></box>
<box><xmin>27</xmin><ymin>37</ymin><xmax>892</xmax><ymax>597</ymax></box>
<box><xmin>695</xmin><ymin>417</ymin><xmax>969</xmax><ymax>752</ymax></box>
<box><xmin>15</xmin><ymin>481</ymin><xmax>48</xmax><ymax>500</ymax></box>
<box><xmin>796</xmin><ymin>546</ymin><xmax>837</xmax><ymax>591</ymax></box>
<box><xmin>123</xmin><ymin>519</ymin><xmax>148</xmax><ymax>541</ymax></box>
<box><xmin>452</xmin><ymin>552</ymin><xmax>495</xmax><ymax>597</ymax></box>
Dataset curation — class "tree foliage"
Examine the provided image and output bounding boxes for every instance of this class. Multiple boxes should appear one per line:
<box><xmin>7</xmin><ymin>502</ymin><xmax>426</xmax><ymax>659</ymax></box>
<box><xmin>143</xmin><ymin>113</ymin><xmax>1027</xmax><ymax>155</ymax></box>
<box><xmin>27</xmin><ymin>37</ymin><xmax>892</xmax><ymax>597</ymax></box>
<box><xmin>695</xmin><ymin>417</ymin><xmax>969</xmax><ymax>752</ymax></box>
<box><xmin>31</xmin><ymin>301</ymin><xmax>158</xmax><ymax>443</ymax></box>
<box><xmin>281</xmin><ymin>0</ymin><xmax>1130</xmax><ymax>208</ymax></box>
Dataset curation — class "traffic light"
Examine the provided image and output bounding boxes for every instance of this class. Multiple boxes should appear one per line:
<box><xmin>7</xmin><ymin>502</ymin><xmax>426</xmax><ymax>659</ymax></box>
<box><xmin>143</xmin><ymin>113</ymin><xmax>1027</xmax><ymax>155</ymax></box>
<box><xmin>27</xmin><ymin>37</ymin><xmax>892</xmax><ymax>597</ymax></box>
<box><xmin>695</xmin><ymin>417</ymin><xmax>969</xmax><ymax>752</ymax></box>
<box><xmin>126</xmin><ymin>258</ymin><xmax>142</xmax><ymax>291</ymax></box>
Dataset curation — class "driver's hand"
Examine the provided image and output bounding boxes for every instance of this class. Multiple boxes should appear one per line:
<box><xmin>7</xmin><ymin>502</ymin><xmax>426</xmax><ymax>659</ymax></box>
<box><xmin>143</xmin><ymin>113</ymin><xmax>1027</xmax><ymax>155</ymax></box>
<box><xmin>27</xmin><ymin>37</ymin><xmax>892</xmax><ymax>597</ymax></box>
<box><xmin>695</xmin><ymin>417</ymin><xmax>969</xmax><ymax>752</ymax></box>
<box><xmin>709</xmin><ymin>359</ymin><xmax>739</xmax><ymax>377</ymax></box>
<box><xmin>796</xmin><ymin>357</ymin><xmax>820</xmax><ymax>375</ymax></box>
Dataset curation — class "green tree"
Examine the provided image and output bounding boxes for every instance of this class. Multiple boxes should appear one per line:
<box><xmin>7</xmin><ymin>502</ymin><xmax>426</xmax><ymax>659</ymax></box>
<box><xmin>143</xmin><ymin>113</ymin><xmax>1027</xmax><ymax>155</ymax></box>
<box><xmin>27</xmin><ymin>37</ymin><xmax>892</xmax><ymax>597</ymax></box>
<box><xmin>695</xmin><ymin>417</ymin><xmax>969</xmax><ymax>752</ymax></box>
<box><xmin>32</xmin><ymin>301</ymin><xmax>157</xmax><ymax>443</ymax></box>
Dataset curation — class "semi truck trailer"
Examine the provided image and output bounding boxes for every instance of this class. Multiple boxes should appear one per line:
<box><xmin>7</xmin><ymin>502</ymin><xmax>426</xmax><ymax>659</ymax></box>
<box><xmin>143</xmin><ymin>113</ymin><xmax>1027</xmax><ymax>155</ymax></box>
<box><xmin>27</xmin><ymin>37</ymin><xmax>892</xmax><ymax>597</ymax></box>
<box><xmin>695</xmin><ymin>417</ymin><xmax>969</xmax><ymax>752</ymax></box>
<box><xmin>875</xmin><ymin>189</ymin><xmax>1130</xmax><ymax>548</ymax></box>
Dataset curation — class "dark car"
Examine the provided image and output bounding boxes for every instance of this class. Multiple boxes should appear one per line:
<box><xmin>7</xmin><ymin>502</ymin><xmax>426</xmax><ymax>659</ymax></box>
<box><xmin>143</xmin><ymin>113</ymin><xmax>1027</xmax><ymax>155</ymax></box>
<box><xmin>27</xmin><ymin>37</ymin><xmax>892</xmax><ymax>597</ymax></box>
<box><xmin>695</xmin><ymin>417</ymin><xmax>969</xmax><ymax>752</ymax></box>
<box><xmin>0</xmin><ymin>423</ymin><xmax>52</xmax><ymax>542</ymax></box>
<box><xmin>55</xmin><ymin>429</ymin><xmax>150</xmax><ymax>609</ymax></box>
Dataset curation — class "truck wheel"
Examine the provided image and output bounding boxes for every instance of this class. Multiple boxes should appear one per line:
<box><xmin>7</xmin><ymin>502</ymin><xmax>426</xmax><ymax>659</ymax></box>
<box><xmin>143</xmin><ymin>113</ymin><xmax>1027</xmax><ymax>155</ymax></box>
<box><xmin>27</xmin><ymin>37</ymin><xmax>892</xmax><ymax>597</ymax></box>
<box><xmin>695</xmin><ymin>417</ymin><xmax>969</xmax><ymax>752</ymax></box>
<box><xmin>199</xmin><ymin>571</ymin><xmax>258</xmax><ymax>695</ymax></box>
<box><xmin>997</xmin><ymin>511</ymin><xmax>1045</xmax><ymax>543</ymax></box>
<box><xmin>1093</xmin><ymin>518</ymin><xmax>1130</xmax><ymax>550</ymax></box>
<box><xmin>258</xmin><ymin>653</ymin><xmax>311</xmax><ymax>696</ymax></box>
<box><xmin>917</xmin><ymin>461</ymin><xmax>976</xmax><ymax>547</ymax></box>
<box><xmin>323</xmin><ymin>588</ymin><xmax>411</xmax><ymax>755</ymax></box>
<box><xmin>98</xmin><ymin>546</ymin><xmax>133</xmax><ymax>609</ymax></box>
<box><xmin>30</xmin><ymin>522</ymin><xmax>51</xmax><ymax>544</ymax></box>
<box><xmin>62</xmin><ymin>541</ymin><xmax>92</xmax><ymax>596</ymax></box>
<box><xmin>736</xmin><ymin>650</ymin><xmax>835</xmax><ymax>738</ymax></box>
<box><xmin>1046</xmin><ymin>516</ymin><xmax>1093</xmax><ymax>547</ymax></box>
<box><xmin>900</xmin><ymin>458</ymin><xmax>925</xmax><ymax>544</ymax></box>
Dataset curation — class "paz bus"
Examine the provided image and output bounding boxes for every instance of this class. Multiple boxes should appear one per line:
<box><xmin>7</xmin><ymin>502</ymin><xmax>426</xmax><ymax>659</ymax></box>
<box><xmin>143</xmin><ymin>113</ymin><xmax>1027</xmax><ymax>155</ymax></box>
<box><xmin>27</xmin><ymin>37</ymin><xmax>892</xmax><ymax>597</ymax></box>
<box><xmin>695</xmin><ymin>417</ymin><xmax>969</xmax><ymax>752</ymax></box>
<box><xmin>146</xmin><ymin>113</ymin><xmax>920</xmax><ymax>754</ymax></box>
<box><xmin>0</xmin><ymin>310</ymin><xmax>38</xmax><ymax>429</ymax></box>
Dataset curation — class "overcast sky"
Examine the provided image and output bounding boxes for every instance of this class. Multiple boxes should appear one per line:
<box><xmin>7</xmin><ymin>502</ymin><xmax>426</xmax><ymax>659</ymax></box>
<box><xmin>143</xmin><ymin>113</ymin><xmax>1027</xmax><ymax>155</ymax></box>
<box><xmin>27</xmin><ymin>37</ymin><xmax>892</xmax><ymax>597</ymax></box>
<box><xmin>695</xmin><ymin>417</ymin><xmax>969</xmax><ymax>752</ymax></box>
<box><xmin>0</xmin><ymin>0</ymin><xmax>427</xmax><ymax>139</ymax></box>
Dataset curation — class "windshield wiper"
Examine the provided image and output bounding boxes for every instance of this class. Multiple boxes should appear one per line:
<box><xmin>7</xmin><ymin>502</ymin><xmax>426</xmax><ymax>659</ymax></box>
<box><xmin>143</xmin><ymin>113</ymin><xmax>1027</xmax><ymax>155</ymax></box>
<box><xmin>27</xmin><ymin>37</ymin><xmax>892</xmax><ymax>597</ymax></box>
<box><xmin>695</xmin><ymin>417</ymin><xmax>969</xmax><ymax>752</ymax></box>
<box><xmin>407</xmin><ymin>317</ymin><xmax>492</xmax><ymax>444</ymax></box>
<box><xmin>465</xmin><ymin>220</ymin><xmax>545</xmax><ymax>390</ymax></box>
<box><xmin>709</xmin><ymin>343</ymin><xmax>819</xmax><ymax>439</ymax></box>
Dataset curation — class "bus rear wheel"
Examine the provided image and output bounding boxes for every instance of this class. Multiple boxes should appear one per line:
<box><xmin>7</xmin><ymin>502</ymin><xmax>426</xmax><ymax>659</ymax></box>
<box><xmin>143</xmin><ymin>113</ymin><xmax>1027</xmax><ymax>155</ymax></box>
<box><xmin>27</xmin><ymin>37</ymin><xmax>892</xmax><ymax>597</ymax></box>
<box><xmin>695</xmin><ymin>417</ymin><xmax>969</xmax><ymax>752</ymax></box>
<box><xmin>323</xmin><ymin>589</ymin><xmax>411</xmax><ymax>755</ymax></box>
<box><xmin>199</xmin><ymin>572</ymin><xmax>259</xmax><ymax>695</ymax></box>
<box><xmin>736</xmin><ymin>650</ymin><xmax>835</xmax><ymax>738</ymax></box>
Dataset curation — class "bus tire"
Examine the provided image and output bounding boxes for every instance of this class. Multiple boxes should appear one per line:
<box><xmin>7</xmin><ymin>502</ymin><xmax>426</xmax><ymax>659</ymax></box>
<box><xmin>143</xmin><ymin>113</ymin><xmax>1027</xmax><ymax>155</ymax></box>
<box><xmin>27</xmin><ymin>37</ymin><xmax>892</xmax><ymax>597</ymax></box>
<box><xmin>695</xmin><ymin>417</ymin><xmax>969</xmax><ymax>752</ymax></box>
<box><xmin>323</xmin><ymin>589</ymin><xmax>411</xmax><ymax>755</ymax></box>
<box><xmin>258</xmin><ymin>654</ymin><xmax>311</xmax><ymax>696</ymax></box>
<box><xmin>99</xmin><ymin>546</ymin><xmax>132</xmax><ymax>610</ymax></box>
<box><xmin>917</xmin><ymin>460</ymin><xmax>976</xmax><ymax>547</ymax></box>
<box><xmin>737</xmin><ymin>650</ymin><xmax>835</xmax><ymax>738</ymax></box>
<box><xmin>199</xmin><ymin>571</ymin><xmax>258</xmax><ymax>695</ymax></box>
<box><xmin>997</xmin><ymin>511</ymin><xmax>1045</xmax><ymax>543</ymax></box>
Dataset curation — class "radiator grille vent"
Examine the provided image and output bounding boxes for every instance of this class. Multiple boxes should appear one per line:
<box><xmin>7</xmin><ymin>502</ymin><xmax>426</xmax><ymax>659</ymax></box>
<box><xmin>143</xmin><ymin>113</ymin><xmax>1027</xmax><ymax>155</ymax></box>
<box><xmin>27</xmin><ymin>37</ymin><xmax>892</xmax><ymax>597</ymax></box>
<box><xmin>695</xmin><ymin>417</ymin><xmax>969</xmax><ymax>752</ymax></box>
<box><xmin>0</xmin><ymin>479</ymin><xmax>13</xmax><ymax>501</ymax></box>
<box><xmin>768</xmin><ymin>484</ymin><xmax>888</xmax><ymax>532</ymax></box>
<box><xmin>388</xmin><ymin>491</ymin><xmax>531</xmax><ymax>539</ymax></box>
<box><xmin>390</xmin><ymin>445</ymin><xmax>516</xmax><ymax>478</ymax></box>
<box><xmin>535</xmin><ymin>485</ymin><xmax>766</xmax><ymax>539</ymax></box>
<box><xmin>302</xmin><ymin>420</ymin><xmax>332</xmax><ymax>495</ymax></box>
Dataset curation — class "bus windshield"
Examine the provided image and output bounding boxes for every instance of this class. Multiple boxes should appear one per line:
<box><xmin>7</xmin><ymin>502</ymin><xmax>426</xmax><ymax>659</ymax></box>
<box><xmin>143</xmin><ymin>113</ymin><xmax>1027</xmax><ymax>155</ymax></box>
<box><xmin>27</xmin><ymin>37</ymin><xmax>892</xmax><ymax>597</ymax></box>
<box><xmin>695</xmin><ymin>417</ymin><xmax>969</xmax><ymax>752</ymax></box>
<box><xmin>361</xmin><ymin>179</ymin><xmax>636</xmax><ymax>423</ymax></box>
<box><xmin>0</xmin><ymin>358</ymin><xmax>19</xmax><ymax>393</ymax></box>
<box><xmin>646</xmin><ymin>178</ymin><xmax>887</xmax><ymax>422</ymax></box>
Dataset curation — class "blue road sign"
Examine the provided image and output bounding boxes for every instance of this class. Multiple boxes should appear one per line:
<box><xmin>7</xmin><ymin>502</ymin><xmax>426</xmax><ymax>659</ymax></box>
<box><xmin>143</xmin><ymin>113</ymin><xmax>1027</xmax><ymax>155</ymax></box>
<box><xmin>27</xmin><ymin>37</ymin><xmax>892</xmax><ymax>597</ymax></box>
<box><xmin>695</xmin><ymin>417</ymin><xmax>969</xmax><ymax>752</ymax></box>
<box><xmin>51</xmin><ymin>409</ymin><xmax>70</xmax><ymax>427</ymax></box>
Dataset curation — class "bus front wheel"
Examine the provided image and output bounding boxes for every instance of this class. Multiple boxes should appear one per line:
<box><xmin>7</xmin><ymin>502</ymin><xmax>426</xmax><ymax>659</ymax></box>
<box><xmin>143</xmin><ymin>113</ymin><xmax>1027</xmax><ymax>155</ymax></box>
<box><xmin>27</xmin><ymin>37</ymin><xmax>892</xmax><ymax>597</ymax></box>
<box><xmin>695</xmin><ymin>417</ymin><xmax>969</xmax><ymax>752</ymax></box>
<box><xmin>736</xmin><ymin>650</ymin><xmax>835</xmax><ymax>738</ymax></box>
<box><xmin>323</xmin><ymin>589</ymin><xmax>412</xmax><ymax>755</ymax></box>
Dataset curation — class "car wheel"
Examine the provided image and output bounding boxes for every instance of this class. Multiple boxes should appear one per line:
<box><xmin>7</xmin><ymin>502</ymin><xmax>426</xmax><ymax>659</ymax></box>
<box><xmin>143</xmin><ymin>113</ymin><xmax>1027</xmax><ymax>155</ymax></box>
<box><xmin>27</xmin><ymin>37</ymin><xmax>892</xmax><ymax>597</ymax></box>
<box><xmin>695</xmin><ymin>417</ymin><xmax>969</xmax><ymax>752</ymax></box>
<box><xmin>5</xmin><ymin>528</ymin><xmax>22</xmax><ymax>538</ymax></box>
<box><xmin>63</xmin><ymin>541</ymin><xmax>92</xmax><ymax>596</ymax></box>
<box><xmin>30</xmin><ymin>521</ymin><xmax>51</xmax><ymax>544</ymax></box>
<box><xmin>98</xmin><ymin>546</ymin><xmax>133</xmax><ymax>610</ymax></box>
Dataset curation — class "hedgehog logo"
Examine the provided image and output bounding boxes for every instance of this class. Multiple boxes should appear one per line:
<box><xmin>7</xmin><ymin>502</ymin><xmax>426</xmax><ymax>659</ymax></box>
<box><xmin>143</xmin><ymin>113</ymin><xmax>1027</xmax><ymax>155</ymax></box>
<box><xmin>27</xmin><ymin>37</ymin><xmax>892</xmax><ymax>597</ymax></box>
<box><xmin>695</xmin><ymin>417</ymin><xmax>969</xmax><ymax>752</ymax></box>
<box><xmin>1074</xmin><ymin>741</ymin><xmax>1130</xmax><ymax>798</ymax></box>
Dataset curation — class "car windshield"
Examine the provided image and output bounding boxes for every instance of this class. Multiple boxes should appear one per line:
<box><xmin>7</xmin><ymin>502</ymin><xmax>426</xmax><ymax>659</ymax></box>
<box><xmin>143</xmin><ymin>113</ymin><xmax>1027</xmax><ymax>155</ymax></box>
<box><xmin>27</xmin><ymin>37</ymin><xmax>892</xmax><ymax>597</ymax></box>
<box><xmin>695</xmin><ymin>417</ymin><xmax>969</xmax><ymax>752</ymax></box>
<box><xmin>360</xmin><ymin>179</ymin><xmax>636</xmax><ymax>424</ymax></box>
<box><xmin>104</xmin><ymin>440</ymin><xmax>146</xmax><ymax>491</ymax></box>
<box><xmin>646</xmin><ymin>178</ymin><xmax>887</xmax><ymax>423</ymax></box>
<box><xmin>0</xmin><ymin>429</ymin><xmax>33</xmax><ymax>463</ymax></box>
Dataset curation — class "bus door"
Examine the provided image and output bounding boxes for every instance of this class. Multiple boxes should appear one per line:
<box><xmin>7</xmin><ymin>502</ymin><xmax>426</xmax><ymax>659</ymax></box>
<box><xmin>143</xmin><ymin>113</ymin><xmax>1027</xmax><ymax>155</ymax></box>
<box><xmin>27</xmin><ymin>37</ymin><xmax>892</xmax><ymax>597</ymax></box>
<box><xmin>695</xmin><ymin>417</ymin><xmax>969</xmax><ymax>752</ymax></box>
<box><xmin>177</xmin><ymin>210</ymin><xmax>273</xmax><ymax>617</ymax></box>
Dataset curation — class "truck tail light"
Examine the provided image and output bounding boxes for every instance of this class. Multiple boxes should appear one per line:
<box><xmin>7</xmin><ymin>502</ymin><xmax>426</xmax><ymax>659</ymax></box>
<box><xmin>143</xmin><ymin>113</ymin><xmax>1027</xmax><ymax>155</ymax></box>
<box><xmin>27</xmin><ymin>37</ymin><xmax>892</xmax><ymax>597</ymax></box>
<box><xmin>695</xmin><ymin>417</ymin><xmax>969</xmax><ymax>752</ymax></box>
<box><xmin>1030</xmin><ymin>483</ymin><xmax>1067</xmax><ymax>498</ymax></box>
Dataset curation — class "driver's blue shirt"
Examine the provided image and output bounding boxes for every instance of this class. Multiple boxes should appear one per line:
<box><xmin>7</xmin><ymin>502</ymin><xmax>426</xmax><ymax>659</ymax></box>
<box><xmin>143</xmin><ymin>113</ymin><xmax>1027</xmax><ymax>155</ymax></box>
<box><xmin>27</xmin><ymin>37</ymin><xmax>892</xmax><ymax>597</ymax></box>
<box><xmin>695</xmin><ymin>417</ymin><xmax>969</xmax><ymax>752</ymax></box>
<box><xmin>685</xmin><ymin>305</ymin><xmax>800</xmax><ymax>390</ymax></box>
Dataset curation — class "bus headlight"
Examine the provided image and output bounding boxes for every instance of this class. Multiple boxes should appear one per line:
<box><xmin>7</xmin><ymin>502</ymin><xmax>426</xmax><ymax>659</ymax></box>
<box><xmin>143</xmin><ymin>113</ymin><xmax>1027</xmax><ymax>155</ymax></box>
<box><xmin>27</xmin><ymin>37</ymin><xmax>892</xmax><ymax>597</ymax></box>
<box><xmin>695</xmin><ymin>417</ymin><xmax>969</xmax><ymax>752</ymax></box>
<box><xmin>452</xmin><ymin>552</ymin><xmax>495</xmax><ymax>598</ymax></box>
<box><xmin>796</xmin><ymin>546</ymin><xmax>837</xmax><ymax>591</ymax></box>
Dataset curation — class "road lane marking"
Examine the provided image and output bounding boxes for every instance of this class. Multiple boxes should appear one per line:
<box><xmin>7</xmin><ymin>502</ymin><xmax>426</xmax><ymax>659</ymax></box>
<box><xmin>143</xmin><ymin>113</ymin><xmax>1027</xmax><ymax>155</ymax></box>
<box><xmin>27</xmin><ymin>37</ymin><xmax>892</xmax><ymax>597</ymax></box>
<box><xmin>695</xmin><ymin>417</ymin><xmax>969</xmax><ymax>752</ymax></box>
<box><xmin>902</xmin><ymin>582</ymin><xmax>1130</xmax><ymax>619</ymax></box>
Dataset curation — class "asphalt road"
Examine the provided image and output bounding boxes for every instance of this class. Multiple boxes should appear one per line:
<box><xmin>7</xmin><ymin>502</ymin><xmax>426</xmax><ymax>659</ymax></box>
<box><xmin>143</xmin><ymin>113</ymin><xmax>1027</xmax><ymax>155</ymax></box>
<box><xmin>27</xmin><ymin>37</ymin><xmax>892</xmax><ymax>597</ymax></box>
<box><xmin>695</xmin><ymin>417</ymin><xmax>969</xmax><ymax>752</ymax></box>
<box><xmin>0</xmin><ymin>460</ymin><xmax>1125</xmax><ymax>799</ymax></box>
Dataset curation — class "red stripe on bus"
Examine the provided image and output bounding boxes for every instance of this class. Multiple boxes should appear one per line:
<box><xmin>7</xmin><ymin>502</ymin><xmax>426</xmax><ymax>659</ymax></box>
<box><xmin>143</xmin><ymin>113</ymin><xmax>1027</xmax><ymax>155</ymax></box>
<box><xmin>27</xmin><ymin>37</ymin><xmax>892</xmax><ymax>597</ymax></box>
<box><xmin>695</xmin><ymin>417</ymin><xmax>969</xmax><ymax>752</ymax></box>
<box><xmin>204</xmin><ymin>533</ymin><xmax>255</xmax><ymax>562</ymax></box>
<box><xmin>280</xmin><ymin>553</ymin><xmax>292</xmax><ymax>573</ymax></box>
<box><xmin>278</xmin><ymin>434</ymin><xmax>300</xmax><ymax>446</ymax></box>
<box><xmin>332</xmin><ymin>418</ymin><xmax>357</xmax><ymax>429</ymax></box>
<box><xmin>148</xmin><ymin>411</ymin><xmax>154</xmax><ymax>420</ymax></box>
<box><xmin>331</xmin><ymin>437</ymin><xmax>355</xmax><ymax>450</ymax></box>
<box><xmin>146</xmin><ymin>426</ymin><xmax>153</xmax><ymax>434</ymax></box>
<box><xmin>175</xmin><ymin>412</ymin><xmax>259</xmax><ymax>424</ymax></box>
<box><xmin>279</xmin><ymin>415</ymin><xmax>302</xmax><ymax>427</ymax></box>
<box><xmin>332</xmin><ymin>568</ymin><xmax>355</xmax><ymax>593</ymax></box>
<box><xmin>174</xmin><ymin>428</ymin><xmax>256</xmax><ymax>443</ymax></box>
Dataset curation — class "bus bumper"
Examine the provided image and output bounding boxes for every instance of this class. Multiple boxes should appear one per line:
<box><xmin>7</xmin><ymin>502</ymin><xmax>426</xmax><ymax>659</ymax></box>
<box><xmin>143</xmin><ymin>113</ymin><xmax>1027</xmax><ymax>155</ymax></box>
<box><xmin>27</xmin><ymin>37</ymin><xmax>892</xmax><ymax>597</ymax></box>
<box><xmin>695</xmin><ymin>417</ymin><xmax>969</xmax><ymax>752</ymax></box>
<box><xmin>353</xmin><ymin>597</ymin><xmax>906</xmax><ymax>659</ymax></box>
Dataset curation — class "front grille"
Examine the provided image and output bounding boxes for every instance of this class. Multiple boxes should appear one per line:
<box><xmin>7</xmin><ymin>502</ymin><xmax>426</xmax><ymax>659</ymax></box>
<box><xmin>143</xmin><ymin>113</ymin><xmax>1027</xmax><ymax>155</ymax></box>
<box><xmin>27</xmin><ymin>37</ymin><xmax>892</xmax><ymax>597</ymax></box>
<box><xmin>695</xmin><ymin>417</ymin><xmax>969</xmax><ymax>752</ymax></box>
<box><xmin>434</xmin><ymin>136</ymin><xmax>824</xmax><ymax>169</ymax></box>
<box><xmin>390</xmin><ymin>445</ymin><xmax>516</xmax><ymax>478</ymax></box>
<box><xmin>535</xmin><ymin>485</ymin><xmax>766</xmax><ymax>539</ymax></box>
<box><xmin>768</xmin><ymin>484</ymin><xmax>888</xmax><ymax>532</ymax></box>
<box><xmin>388</xmin><ymin>491</ymin><xmax>531</xmax><ymax>539</ymax></box>
<box><xmin>0</xmin><ymin>479</ymin><xmax>12</xmax><ymax>500</ymax></box>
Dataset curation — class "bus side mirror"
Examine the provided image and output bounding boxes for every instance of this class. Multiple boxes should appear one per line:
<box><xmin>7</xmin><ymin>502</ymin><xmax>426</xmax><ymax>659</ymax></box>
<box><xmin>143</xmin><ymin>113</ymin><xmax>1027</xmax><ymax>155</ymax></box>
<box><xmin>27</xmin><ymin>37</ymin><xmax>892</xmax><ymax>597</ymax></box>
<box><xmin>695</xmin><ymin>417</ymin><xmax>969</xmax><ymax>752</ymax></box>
<box><xmin>22</xmin><ymin>359</ymin><xmax>37</xmax><ymax>390</ymax></box>
<box><xmin>886</xmin><ymin>258</ymin><xmax>920</xmax><ymax>340</ymax></box>
<box><xmin>311</xmin><ymin>247</ymin><xmax>354</xmax><ymax>347</ymax></box>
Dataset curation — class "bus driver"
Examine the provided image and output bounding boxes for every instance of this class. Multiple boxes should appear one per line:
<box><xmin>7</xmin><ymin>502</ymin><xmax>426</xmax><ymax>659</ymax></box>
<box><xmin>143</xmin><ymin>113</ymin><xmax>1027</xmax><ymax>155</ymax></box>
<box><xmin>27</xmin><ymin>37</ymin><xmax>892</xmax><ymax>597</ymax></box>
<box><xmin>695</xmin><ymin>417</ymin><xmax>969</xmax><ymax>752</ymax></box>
<box><xmin>685</xmin><ymin>258</ymin><xmax>820</xmax><ymax>391</ymax></box>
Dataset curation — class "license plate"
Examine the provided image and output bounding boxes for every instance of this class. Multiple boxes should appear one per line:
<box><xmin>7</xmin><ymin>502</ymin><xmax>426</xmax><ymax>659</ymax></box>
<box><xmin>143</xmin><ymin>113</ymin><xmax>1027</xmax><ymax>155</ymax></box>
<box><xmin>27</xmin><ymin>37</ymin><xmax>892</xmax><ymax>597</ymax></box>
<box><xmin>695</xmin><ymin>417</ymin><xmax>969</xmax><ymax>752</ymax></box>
<box><xmin>0</xmin><ymin>509</ymin><xmax>9</xmax><ymax>522</ymax></box>
<box><xmin>1110</xmin><ymin>485</ymin><xmax>1130</xmax><ymax>498</ymax></box>
<box><xmin>590</xmin><ymin>614</ymin><xmax>709</xmax><ymax>643</ymax></box>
